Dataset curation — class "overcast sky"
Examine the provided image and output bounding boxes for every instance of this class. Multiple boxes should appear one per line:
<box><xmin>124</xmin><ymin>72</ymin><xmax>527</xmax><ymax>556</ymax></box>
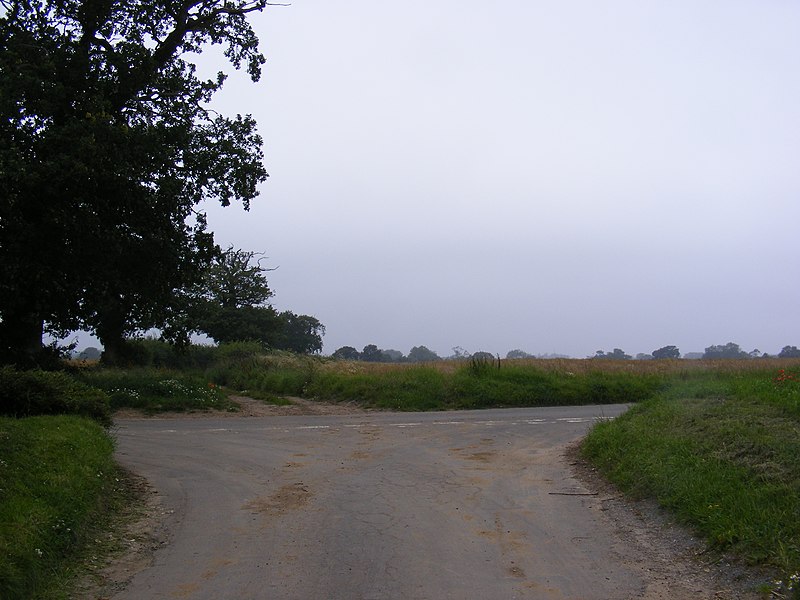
<box><xmin>197</xmin><ymin>0</ymin><xmax>800</xmax><ymax>358</ymax></box>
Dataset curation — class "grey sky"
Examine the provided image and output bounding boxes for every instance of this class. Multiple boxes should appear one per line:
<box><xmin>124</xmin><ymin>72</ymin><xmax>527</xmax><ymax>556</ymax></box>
<box><xmin>198</xmin><ymin>0</ymin><xmax>800</xmax><ymax>358</ymax></box>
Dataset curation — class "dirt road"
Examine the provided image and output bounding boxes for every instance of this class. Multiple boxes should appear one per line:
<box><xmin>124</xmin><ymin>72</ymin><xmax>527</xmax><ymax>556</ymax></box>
<box><xmin>108</xmin><ymin>404</ymin><xmax>761</xmax><ymax>599</ymax></box>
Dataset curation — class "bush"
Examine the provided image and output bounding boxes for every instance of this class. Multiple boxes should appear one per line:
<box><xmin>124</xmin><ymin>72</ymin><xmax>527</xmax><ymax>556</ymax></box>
<box><xmin>213</xmin><ymin>341</ymin><xmax>265</xmax><ymax>364</ymax></box>
<box><xmin>0</xmin><ymin>367</ymin><xmax>111</xmax><ymax>425</ymax></box>
<box><xmin>102</xmin><ymin>339</ymin><xmax>219</xmax><ymax>370</ymax></box>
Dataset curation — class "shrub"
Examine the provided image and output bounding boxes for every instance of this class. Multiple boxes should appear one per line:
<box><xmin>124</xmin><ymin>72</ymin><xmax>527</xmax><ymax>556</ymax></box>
<box><xmin>102</xmin><ymin>339</ymin><xmax>219</xmax><ymax>370</ymax></box>
<box><xmin>213</xmin><ymin>341</ymin><xmax>265</xmax><ymax>364</ymax></box>
<box><xmin>0</xmin><ymin>367</ymin><xmax>111</xmax><ymax>425</ymax></box>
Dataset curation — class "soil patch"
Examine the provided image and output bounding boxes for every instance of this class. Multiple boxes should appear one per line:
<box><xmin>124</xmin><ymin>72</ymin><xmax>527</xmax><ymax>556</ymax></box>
<box><xmin>68</xmin><ymin>470</ymin><xmax>171</xmax><ymax>599</ymax></box>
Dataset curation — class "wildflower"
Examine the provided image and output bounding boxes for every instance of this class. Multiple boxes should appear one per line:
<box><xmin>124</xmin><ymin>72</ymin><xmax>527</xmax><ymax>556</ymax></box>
<box><xmin>35</xmin><ymin>548</ymin><xmax>43</xmax><ymax>557</ymax></box>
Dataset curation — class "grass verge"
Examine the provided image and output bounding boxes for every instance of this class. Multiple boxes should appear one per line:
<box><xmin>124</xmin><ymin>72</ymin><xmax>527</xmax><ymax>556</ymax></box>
<box><xmin>0</xmin><ymin>416</ymin><xmax>125</xmax><ymax>600</ymax></box>
<box><xmin>218</xmin><ymin>355</ymin><xmax>666</xmax><ymax>411</ymax></box>
<box><xmin>581</xmin><ymin>368</ymin><xmax>800</xmax><ymax>597</ymax></box>
<box><xmin>78</xmin><ymin>368</ymin><xmax>238</xmax><ymax>414</ymax></box>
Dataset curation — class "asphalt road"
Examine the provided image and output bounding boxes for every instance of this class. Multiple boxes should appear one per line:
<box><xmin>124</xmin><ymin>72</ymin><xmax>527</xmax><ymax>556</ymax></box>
<box><xmin>112</xmin><ymin>404</ymin><xmax>646</xmax><ymax>599</ymax></box>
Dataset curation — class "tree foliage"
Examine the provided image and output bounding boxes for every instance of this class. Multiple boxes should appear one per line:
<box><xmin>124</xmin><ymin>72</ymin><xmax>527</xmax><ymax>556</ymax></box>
<box><xmin>703</xmin><ymin>342</ymin><xmax>749</xmax><ymax>360</ymax></box>
<box><xmin>274</xmin><ymin>311</ymin><xmax>325</xmax><ymax>354</ymax></box>
<box><xmin>201</xmin><ymin>247</ymin><xmax>273</xmax><ymax>309</ymax></box>
<box><xmin>407</xmin><ymin>345</ymin><xmax>440</xmax><ymax>363</ymax></box>
<box><xmin>332</xmin><ymin>346</ymin><xmax>360</xmax><ymax>360</ymax></box>
<box><xmin>0</xmin><ymin>0</ymin><xmax>271</xmax><ymax>365</ymax></box>
<box><xmin>652</xmin><ymin>345</ymin><xmax>681</xmax><ymax>359</ymax></box>
<box><xmin>360</xmin><ymin>344</ymin><xmax>384</xmax><ymax>362</ymax></box>
<box><xmin>381</xmin><ymin>349</ymin><xmax>405</xmax><ymax>362</ymax></box>
<box><xmin>192</xmin><ymin>247</ymin><xmax>324</xmax><ymax>354</ymax></box>
<box><xmin>779</xmin><ymin>345</ymin><xmax>800</xmax><ymax>358</ymax></box>
<box><xmin>593</xmin><ymin>348</ymin><xmax>632</xmax><ymax>360</ymax></box>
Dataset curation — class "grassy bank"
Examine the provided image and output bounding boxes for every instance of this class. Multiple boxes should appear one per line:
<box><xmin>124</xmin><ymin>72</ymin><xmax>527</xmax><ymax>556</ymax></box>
<box><xmin>581</xmin><ymin>367</ymin><xmax>800</xmax><ymax>596</ymax></box>
<box><xmin>79</xmin><ymin>367</ymin><xmax>237</xmax><ymax>413</ymax></box>
<box><xmin>0</xmin><ymin>416</ymin><xmax>124</xmax><ymax>600</ymax></box>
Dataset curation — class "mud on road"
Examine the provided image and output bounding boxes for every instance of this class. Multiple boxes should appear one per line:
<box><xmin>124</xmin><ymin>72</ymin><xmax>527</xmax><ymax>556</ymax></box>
<box><xmin>80</xmin><ymin>398</ymin><xmax>769</xmax><ymax>599</ymax></box>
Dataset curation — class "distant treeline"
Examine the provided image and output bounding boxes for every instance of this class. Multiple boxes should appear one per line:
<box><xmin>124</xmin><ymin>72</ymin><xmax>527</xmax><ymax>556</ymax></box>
<box><xmin>330</xmin><ymin>342</ymin><xmax>800</xmax><ymax>363</ymax></box>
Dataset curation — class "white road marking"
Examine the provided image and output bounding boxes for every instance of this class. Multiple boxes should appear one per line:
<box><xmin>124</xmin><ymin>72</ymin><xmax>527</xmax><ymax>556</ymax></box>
<box><xmin>129</xmin><ymin>414</ymin><xmax>616</xmax><ymax>435</ymax></box>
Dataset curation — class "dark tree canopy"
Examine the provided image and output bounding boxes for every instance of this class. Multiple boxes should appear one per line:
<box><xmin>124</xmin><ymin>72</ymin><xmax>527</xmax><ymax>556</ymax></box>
<box><xmin>407</xmin><ymin>345</ymin><xmax>440</xmax><ymax>363</ymax></box>
<box><xmin>381</xmin><ymin>349</ymin><xmax>405</xmax><ymax>362</ymax></box>
<box><xmin>779</xmin><ymin>345</ymin><xmax>800</xmax><ymax>358</ymax></box>
<box><xmin>192</xmin><ymin>247</ymin><xmax>324</xmax><ymax>354</ymax></box>
<box><xmin>332</xmin><ymin>346</ymin><xmax>360</xmax><ymax>361</ymax></box>
<box><xmin>0</xmin><ymin>0</ymin><xmax>271</xmax><ymax>365</ymax></box>
<box><xmin>703</xmin><ymin>342</ymin><xmax>749</xmax><ymax>360</ymax></box>
<box><xmin>274</xmin><ymin>311</ymin><xmax>325</xmax><ymax>354</ymax></box>
<box><xmin>593</xmin><ymin>348</ymin><xmax>632</xmax><ymax>360</ymax></box>
<box><xmin>360</xmin><ymin>344</ymin><xmax>384</xmax><ymax>362</ymax></box>
<box><xmin>198</xmin><ymin>304</ymin><xmax>282</xmax><ymax>346</ymax></box>
<box><xmin>652</xmin><ymin>345</ymin><xmax>681</xmax><ymax>359</ymax></box>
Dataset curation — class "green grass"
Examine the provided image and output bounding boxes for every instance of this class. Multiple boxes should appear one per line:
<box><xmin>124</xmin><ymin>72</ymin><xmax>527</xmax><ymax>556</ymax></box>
<box><xmin>0</xmin><ymin>416</ymin><xmax>123</xmax><ymax>600</ymax></box>
<box><xmin>446</xmin><ymin>365</ymin><xmax>663</xmax><ymax>409</ymax></box>
<box><xmin>78</xmin><ymin>367</ymin><xmax>238</xmax><ymax>413</ymax></box>
<box><xmin>227</xmin><ymin>357</ymin><xmax>665</xmax><ymax>411</ymax></box>
<box><xmin>582</xmin><ymin>368</ymin><xmax>800</xmax><ymax>596</ymax></box>
<box><xmin>305</xmin><ymin>366</ymin><xmax>448</xmax><ymax>410</ymax></box>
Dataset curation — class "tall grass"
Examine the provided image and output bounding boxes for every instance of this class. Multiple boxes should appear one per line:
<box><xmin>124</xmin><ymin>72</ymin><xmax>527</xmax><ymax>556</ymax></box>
<box><xmin>305</xmin><ymin>366</ymin><xmax>448</xmax><ymax>410</ymax></box>
<box><xmin>216</xmin><ymin>354</ymin><xmax>668</xmax><ymax>411</ymax></box>
<box><xmin>582</xmin><ymin>365</ymin><xmax>800</xmax><ymax>592</ymax></box>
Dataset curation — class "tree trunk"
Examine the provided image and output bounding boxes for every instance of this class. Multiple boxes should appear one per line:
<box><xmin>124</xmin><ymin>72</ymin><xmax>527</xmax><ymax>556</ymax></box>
<box><xmin>96</xmin><ymin>307</ymin><xmax>136</xmax><ymax>366</ymax></box>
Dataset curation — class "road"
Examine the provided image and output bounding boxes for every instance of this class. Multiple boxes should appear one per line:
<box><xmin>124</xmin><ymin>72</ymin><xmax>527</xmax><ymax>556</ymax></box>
<box><xmin>110</xmin><ymin>404</ymin><xmax>689</xmax><ymax>599</ymax></box>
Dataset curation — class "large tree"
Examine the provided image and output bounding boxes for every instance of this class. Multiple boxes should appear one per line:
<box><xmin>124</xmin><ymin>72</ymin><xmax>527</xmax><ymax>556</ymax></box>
<box><xmin>652</xmin><ymin>345</ymin><xmax>681</xmax><ymax>359</ymax></box>
<box><xmin>407</xmin><ymin>345</ymin><xmax>440</xmax><ymax>362</ymax></box>
<box><xmin>273</xmin><ymin>311</ymin><xmax>325</xmax><ymax>354</ymax></box>
<box><xmin>332</xmin><ymin>346</ymin><xmax>359</xmax><ymax>360</ymax></box>
<box><xmin>0</xmin><ymin>0</ymin><xmax>270</xmax><ymax>365</ymax></box>
<box><xmin>193</xmin><ymin>247</ymin><xmax>325</xmax><ymax>353</ymax></box>
<box><xmin>703</xmin><ymin>342</ymin><xmax>749</xmax><ymax>360</ymax></box>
